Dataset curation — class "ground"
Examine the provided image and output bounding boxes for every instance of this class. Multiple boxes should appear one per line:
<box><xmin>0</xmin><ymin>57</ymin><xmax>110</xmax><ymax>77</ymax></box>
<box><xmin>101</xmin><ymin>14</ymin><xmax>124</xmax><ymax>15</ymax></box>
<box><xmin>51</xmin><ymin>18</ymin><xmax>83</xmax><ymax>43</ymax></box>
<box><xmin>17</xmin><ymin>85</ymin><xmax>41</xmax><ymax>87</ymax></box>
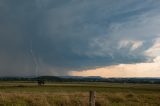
<box><xmin>0</xmin><ymin>81</ymin><xmax>160</xmax><ymax>106</ymax></box>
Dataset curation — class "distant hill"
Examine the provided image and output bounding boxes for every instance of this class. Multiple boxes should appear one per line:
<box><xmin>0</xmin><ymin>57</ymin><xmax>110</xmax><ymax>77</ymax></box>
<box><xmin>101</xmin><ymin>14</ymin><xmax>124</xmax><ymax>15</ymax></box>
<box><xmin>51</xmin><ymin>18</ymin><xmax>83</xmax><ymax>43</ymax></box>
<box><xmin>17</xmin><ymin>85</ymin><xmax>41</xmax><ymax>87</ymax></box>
<box><xmin>0</xmin><ymin>76</ymin><xmax>160</xmax><ymax>84</ymax></box>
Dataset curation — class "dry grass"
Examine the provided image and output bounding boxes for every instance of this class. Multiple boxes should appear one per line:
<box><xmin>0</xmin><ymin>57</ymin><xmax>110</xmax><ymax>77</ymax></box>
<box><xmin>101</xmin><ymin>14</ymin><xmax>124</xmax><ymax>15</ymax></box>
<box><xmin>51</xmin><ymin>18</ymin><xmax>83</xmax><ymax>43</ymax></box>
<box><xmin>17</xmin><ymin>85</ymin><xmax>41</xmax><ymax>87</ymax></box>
<box><xmin>0</xmin><ymin>82</ymin><xmax>160</xmax><ymax>106</ymax></box>
<box><xmin>0</xmin><ymin>92</ymin><xmax>159</xmax><ymax>106</ymax></box>
<box><xmin>0</xmin><ymin>92</ymin><xmax>88</xmax><ymax>106</ymax></box>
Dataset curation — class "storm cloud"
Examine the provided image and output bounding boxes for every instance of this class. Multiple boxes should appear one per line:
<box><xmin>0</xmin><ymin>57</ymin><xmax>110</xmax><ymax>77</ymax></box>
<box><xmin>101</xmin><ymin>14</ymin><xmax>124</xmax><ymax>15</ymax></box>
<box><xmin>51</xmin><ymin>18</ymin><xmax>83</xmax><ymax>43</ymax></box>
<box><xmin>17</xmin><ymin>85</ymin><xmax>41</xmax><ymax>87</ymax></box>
<box><xmin>0</xmin><ymin>0</ymin><xmax>160</xmax><ymax>76</ymax></box>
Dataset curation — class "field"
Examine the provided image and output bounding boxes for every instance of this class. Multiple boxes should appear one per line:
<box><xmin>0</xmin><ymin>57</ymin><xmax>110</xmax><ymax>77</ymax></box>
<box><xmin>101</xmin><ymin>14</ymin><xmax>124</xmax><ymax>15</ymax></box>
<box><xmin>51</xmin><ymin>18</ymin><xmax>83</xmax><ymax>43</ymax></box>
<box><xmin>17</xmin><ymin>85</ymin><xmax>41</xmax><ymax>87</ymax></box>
<box><xmin>0</xmin><ymin>81</ymin><xmax>160</xmax><ymax>106</ymax></box>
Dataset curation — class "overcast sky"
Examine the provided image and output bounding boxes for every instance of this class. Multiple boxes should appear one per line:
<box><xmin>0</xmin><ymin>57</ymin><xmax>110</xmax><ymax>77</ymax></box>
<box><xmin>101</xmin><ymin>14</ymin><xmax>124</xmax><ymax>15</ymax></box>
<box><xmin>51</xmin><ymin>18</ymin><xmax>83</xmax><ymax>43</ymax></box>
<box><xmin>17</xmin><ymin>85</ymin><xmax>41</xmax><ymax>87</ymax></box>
<box><xmin>0</xmin><ymin>0</ymin><xmax>160</xmax><ymax>77</ymax></box>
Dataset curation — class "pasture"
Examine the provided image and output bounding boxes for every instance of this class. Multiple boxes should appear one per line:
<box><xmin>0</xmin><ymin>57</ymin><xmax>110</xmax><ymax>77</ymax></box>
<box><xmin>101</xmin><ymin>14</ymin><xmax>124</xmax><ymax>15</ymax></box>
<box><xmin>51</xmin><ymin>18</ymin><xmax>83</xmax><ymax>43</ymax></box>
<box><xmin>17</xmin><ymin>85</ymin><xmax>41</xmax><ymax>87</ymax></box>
<box><xmin>0</xmin><ymin>81</ymin><xmax>160</xmax><ymax>106</ymax></box>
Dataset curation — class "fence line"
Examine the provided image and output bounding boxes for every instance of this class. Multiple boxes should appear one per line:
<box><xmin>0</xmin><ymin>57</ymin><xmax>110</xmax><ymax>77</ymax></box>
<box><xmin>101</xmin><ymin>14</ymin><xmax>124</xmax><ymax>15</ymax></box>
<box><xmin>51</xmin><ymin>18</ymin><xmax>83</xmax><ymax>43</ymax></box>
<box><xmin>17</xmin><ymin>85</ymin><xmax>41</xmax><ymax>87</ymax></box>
<box><xmin>0</xmin><ymin>91</ymin><xmax>159</xmax><ymax>106</ymax></box>
<box><xmin>50</xmin><ymin>91</ymin><xmax>160</xmax><ymax>106</ymax></box>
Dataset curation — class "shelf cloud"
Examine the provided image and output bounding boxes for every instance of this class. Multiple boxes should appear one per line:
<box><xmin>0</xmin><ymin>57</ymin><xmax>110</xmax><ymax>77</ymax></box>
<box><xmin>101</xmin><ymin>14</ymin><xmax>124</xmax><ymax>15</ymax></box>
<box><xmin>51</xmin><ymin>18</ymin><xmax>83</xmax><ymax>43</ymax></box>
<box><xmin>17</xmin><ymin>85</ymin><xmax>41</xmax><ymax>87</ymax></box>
<box><xmin>0</xmin><ymin>0</ymin><xmax>160</xmax><ymax>77</ymax></box>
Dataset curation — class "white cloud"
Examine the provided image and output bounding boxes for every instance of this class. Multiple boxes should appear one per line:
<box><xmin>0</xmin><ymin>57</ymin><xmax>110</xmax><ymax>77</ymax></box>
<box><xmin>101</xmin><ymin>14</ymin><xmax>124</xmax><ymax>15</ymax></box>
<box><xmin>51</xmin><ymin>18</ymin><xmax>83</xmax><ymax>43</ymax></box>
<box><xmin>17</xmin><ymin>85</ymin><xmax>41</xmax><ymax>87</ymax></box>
<box><xmin>145</xmin><ymin>38</ymin><xmax>160</xmax><ymax>57</ymax></box>
<box><xmin>153</xmin><ymin>56</ymin><xmax>160</xmax><ymax>63</ymax></box>
<box><xmin>131</xmin><ymin>41</ymin><xmax>143</xmax><ymax>51</ymax></box>
<box><xmin>118</xmin><ymin>40</ymin><xmax>143</xmax><ymax>51</ymax></box>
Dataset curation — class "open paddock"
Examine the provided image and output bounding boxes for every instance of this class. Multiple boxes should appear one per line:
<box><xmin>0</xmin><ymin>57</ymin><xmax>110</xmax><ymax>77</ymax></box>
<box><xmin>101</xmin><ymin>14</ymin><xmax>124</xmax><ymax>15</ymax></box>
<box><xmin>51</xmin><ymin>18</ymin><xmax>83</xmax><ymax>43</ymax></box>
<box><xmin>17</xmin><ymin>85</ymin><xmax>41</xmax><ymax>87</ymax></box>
<box><xmin>0</xmin><ymin>82</ymin><xmax>159</xmax><ymax>106</ymax></box>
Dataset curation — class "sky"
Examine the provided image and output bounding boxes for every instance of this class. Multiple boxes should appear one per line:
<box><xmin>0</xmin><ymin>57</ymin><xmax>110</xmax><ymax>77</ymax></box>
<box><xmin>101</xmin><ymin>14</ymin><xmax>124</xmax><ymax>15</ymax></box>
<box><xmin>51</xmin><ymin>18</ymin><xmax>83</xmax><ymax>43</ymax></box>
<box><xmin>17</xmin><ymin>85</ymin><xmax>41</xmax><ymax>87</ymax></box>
<box><xmin>0</xmin><ymin>0</ymin><xmax>160</xmax><ymax>77</ymax></box>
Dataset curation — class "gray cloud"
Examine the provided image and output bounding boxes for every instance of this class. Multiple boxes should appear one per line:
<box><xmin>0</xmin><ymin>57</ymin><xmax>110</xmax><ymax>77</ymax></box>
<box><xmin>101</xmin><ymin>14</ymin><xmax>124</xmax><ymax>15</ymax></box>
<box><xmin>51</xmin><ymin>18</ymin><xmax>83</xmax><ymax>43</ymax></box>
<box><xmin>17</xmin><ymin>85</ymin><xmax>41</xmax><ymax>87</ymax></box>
<box><xmin>0</xmin><ymin>0</ymin><xmax>160</xmax><ymax>76</ymax></box>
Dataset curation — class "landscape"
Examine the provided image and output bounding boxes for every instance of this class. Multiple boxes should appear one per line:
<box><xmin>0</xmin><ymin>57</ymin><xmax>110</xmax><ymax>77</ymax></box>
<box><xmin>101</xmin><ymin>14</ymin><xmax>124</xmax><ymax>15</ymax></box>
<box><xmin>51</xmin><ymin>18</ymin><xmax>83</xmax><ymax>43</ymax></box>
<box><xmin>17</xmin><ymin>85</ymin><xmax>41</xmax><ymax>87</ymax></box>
<box><xmin>0</xmin><ymin>0</ymin><xmax>160</xmax><ymax>106</ymax></box>
<box><xmin>0</xmin><ymin>77</ymin><xmax>160</xmax><ymax>106</ymax></box>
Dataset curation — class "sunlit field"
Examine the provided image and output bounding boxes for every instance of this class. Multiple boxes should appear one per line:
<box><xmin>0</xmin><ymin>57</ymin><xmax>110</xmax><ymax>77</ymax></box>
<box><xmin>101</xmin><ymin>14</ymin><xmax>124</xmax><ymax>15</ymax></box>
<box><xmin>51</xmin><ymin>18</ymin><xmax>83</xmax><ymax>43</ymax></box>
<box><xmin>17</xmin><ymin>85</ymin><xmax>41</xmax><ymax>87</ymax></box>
<box><xmin>0</xmin><ymin>82</ymin><xmax>160</xmax><ymax>106</ymax></box>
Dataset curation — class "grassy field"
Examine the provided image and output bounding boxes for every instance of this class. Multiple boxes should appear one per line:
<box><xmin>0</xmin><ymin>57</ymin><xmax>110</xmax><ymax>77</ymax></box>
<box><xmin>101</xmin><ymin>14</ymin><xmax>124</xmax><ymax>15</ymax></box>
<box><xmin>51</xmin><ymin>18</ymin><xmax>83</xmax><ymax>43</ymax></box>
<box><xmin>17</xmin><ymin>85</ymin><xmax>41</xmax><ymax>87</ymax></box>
<box><xmin>0</xmin><ymin>82</ymin><xmax>160</xmax><ymax>106</ymax></box>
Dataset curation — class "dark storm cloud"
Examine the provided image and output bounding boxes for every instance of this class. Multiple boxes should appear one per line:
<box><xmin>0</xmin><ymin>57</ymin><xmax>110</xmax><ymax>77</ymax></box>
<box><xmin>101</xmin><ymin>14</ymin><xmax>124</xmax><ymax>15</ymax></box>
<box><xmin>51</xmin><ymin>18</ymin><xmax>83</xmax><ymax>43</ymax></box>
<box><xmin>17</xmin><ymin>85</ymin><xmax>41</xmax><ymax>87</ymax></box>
<box><xmin>0</xmin><ymin>0</ymin><xmax>160</xmax><ymax>76</ymax></box>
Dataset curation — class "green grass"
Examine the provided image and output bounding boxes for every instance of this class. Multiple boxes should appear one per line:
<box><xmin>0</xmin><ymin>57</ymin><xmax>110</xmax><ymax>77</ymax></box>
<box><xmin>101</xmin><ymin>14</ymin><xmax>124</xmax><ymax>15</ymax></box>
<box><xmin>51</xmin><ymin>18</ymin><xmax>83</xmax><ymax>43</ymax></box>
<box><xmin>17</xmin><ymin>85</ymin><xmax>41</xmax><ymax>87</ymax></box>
<box><xmin>0</xmin><ymin>82</ymin><xmax>160</xmax><ymax>106</ymax></box>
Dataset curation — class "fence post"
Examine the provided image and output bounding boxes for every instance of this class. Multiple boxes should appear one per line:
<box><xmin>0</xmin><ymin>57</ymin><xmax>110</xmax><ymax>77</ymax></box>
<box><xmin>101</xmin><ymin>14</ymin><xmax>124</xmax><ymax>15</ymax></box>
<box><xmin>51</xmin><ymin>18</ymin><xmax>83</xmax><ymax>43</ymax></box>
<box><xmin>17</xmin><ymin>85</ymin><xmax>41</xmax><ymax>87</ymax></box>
<box><xmin>89</xmin><ymin>91</ymin><xmax>96</xmax><ymax>106</ymax></box>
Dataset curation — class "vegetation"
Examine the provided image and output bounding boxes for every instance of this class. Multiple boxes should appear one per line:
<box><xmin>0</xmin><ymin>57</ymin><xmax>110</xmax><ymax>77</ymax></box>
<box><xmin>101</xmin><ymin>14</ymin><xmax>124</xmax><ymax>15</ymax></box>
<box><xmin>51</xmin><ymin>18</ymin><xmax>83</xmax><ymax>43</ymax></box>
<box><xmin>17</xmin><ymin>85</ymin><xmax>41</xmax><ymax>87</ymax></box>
<box><xmin>0</xmin><ymin>82</ymin><xmax>160</xmax><ymax>106</ymax></box>
<box><xmin>0</xmin><ymin>76</ymin><xmax>160</xmax><ymax>84</ymax></box>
